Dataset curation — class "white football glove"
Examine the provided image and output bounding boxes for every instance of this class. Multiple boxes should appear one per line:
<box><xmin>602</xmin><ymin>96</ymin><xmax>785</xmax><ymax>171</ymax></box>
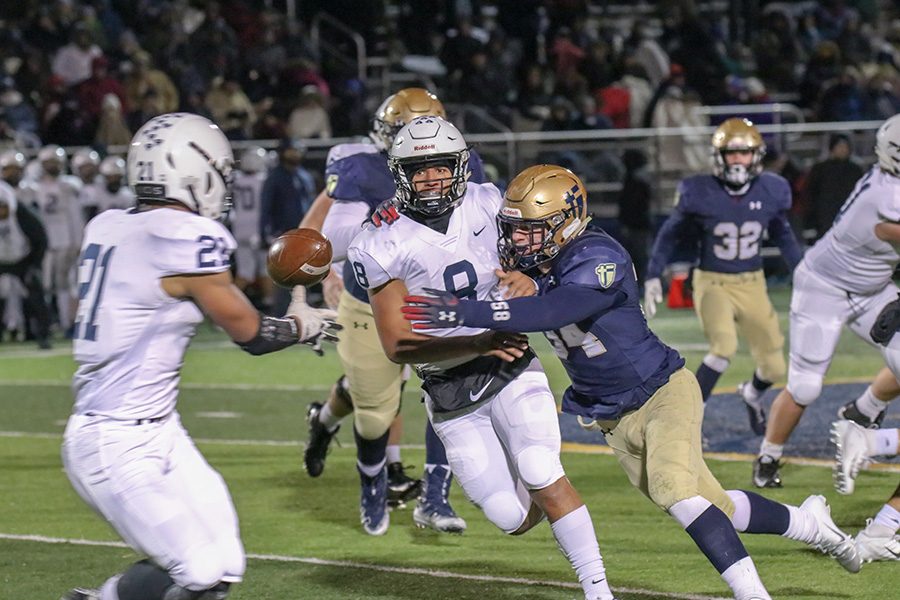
<box><xmin>287</xmin><ymin>286</ymin><xmax>342</xmax><ymax>355</ymax></box>
<box><xmin>643</xmin><ymin>277</ymin><xmax>663</xmax><ymax>319</ymax></box>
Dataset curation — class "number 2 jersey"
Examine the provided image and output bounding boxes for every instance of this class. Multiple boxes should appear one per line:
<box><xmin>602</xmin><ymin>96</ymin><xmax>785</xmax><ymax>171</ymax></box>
<box><xmin>647</xmin><ymin>172</ymin><xmax>802</xmax><ymax>278</ymax></box>
<box><xmin>803</xmin><ymin>166</ymin><xmax>900</xmax><ymax>295</ymax></box>
<box><xmin>72</xmin><ymin>208</ymin><xmax>236</xmax><ymax>420</ymax></box>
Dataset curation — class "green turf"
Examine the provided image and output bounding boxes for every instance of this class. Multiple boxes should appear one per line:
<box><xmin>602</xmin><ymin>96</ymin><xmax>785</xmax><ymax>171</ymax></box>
<box><xmin>1</xmin><ymin>286</ymin><xmax>898</xmax><ymax>599</ymax></box>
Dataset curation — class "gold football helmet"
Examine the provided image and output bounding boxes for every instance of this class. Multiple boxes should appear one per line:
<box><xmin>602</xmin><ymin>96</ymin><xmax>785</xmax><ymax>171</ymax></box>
<box><xmin>497</xmin><ymin>164</ymin><xmax>590</xmax><ymax>271</ymax></box>
<box><xmin>370</xmin><ymin>88</ymin><xmax>447</xmax><ymax>151</ymax></box>
<box><xmin>711</xmin><ymin>117</ymin><xmax>765</xmax><ymax>189</ymax></box>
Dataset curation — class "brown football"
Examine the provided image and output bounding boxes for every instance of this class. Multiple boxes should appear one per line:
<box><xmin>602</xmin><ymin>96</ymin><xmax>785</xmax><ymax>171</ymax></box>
<box><xmin>266</xmin><ymin>228</ymin><xmax>333</xmax><ymax>288</ymax></box>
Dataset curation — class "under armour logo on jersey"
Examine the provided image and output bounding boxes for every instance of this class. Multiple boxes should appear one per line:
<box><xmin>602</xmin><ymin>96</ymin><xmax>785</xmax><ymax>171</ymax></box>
<box><xmin>438</xmin><ymin>310</ymin><xmax>457</xmax><ymax>321</ymax></box>
<box><xmin>749</xmin><ymin>200</ymin><xmax>762</xmax><ymax>210</ymax></box>
<box><xmin>595</xmin><ymin>263</ymin><xmax>617</xmax><ymax>288</ymax></box>
<box><xmin>353</xmin><ymin>321</ymin><xmax>368</xmax><ymax>329</ymax></box>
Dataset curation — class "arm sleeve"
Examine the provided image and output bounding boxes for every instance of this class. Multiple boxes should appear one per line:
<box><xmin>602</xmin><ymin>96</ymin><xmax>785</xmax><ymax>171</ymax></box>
<box><xmin>456</xmin><ymin>284</ymin><xmax>625</xmax><ymax>332</ymax></box>
<box><xmin>322</xmin><ymin>201</ymin><xmax>369</xmax><ymax>262</ymax></box>
<box><xmin>646</xmin><ymin>202</ymin><xmax>692</xmax><ymax>279</ymax></box>
<box><xmin>16</xmin><ymin>204</ymin><xmax>48</xmax><ymax>265</ymax></box>
<box><xmin>768</xmin><ymin>210</ymin><xmax>803</xmax><ymax>271</ymax></box>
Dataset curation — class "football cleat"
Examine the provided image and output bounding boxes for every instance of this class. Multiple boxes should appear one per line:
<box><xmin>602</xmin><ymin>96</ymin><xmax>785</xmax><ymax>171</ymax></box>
<box><xmin>830</xmin><ymin>420</ymin><xmax>871</xmax><ymax>495</ymax></box>
<box><xmin>303</xmin><ymin>402</ymin><xmax>339</xmax><ymax>477</ymax></box>
<box><xmin>359</xmin><ymin>466</ymin><xmax>390</xmax><ymax>536</ymax></box>
<box><xmin>855</xmin><ymin>519</ymin><xmax>900</xmax><ymax>563</ymax></box>
<box><xmin>60</xmin><ymin>589</ymin><xmax>100</xmax><ymax>600</ymax></box>
<box><xmin>837</xmin><ymin>399</ymin><xmax>886</xmax><ymax>429</ymax></box>
<box><xmin>800</xmin><ymin>494</ymin><xmax>861</xmax><ymax>573</ymax></box>
<box><xmin>752</xmin><ymin>455</ymin><xmax>782</xmax><ymax>488</ymax></box>
<box><xmin>387</xmin><ymin>462</ymin><xmax>421</xmax><ymax>508</ymax></box>
<box><xmin>413</xmin><ymin>465</ymin><xmax>467</xmax><ymax>534</ymax></box>
<box><xmin>737</xmin><ymin>381</ymin><xmax>767</xmax><ymax>436</ymax></box>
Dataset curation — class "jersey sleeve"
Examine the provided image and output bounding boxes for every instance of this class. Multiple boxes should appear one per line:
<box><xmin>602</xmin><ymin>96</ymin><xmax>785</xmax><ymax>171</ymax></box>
<box><xmin>558</xmin><ymin>239</ymin><xmax>629</xmax><ymax>291</ymax></box>
<box><xmin>877</xmin><ymin>179</ymin><xmax>900</xmax><ymax>222</ymax></box>
<box><xmin>646</xmin><ymin>181</ymin><xmax>695</xmax><ymax>279</ymax></box>
<box><xmin>325</xmin><ymin>156</ymin><xmax>364</xmax><ymax>202</ymax></box>
<box><xmin>346</xmin><ymin>229</ymin><xmax>397</xmax><ymax>291</ymax></box>
<box><xmin>151</xmin><ymin>216</ymin><xmax>237</xmax><ymax>276</ymax></box>
<box><xmin>322</xmin><ymin>200</ymin><xmax>369</xmax><ymax>262</ymax></box>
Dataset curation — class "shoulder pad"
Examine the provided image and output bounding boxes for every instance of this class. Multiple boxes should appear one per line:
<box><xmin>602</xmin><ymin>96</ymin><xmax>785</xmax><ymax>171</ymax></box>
<box><xmin>675</xmin><ymin>175</ymin><xmax>711</xmax><ymax>210</ymax></box>
<box><xmin>150</xmin><ymin>213</ymin><xmax>237</xmax><ymax>276</ymax></box>
<box><xmin>557</xmin><ymin>233</ymin><xmax>629</xmax><ymax>290</ymax></box>
<box><xmin>755</xmin><ymin>172</ymin><xmax>792</xmax><ymax>210</ymax></box>
<box><xmin>326</xmin><ymin>142</ymin><xmax>379</xmax><ymax>166</ymax></box>
<box><xmin>346</xmin><ymin>225</ymin><xmax>404</xmax><ymax>290</ymax></box>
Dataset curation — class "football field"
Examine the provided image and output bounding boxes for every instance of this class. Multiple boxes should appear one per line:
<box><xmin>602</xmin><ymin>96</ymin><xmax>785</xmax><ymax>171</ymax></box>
<box><xmin>2</xmin><ymin>288</ymin><xmax>899</xmax><ymax>599</ymax></box>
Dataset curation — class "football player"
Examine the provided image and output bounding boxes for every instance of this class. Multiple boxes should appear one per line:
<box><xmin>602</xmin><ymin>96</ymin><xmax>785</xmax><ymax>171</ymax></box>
<box><xmin>59</xmin><ymin>113</ymin><xmax>340</xmax><ymax>600</ymax></box>
<box><xmin>645</xmin><ymin>118</ymin><xmax>803</xmax><ymax>436</ymax></box>
<box><xmin>78</xmin><ymin>156</ymin><xmax>136</xmax><ymax>221</ymax></box>
<box><xmin>403</xmin><ymin>164</ymin><xmax>860</xmax><ymax>599</ymax></box>
<box><xmin>831</xmin><ymin>415</ymin><xmax>900</xmax><ymax>564</ymax></box>
<box><xmin>230</xmin><ymin>146</ymin><xmax>272</xmax><ymax>304</ymax></box>
<box><xmin>297</xmin><ymin>88</ymin><xmax>486</xmax><ymax>533</ymax></box>
<box><xmin>751</xmin><ymin>114</ymin><xmax>900</xmax><ymax>488</ymax></box>
<box><xmin>348</xmin><ymin>119</ymin><xmax>617</xmax><ymax>600</ymax></box>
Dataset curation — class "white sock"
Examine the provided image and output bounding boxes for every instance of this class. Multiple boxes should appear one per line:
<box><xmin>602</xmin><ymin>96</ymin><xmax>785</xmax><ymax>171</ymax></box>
<box><xmin>758</xmin><ymin>440</ymin><xmax>784</xmax><ymax>461</ymax></box>
<box><xmin>783</xmin><ymin>504</ymin><xmax>819</xmax><ymax>545</ymax></box>
<box><xmin>100</xmin><ymin>575</ymin><xmax>122</xmax><ymax>600</ymax></box>
<box><xmin>357</xmin><ymin>458</ymin><xmax>385</xmax><ymax>477</ymax></box>
<box><xmin>871</xmin><ymin>428</ymin><xmax>900</xmax><ymax>457</ymax></box>
<box><xmin>721</xmin><ymin>557</ymin><xmax>770</xmax><ymax>600</ymax></box>
<box><xmin>549</xmin><ymin>505</ymin><xmax>614</xmax><ymax>600</ymax></box>
<box><xmin>386</xmin><ymin>445</ymin><xmax>402</xmax><ymax>464</ymax></box>
<box><xmin>856</xmin><ymin>386</ymin><xmax>891</xmax><ymax>420</ymax></box>
<box><xmin>727</xmin><ymin>490</ymin><xmax>751</xmax><ymax>532</ymax></box>
<box><xmin>873</xmin><ymin>504</ymin><xmax>900</xmax><ymax>531</ymax></box>
<box><xmin>703</xmin><ymin>353</ymin><xmax>730</xmax><ymax>372</ymax></box>
<box><xmin>318</xmin><ymin>403</ymin><xmax>342</xmax><ymax>431</ymax></box>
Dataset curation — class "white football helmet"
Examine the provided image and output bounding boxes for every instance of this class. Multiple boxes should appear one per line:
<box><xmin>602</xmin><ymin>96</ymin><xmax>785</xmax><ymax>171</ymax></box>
<box><xmin>388</xmin><ymin>116</ymin><xmax>470</xmax><ymax>216</ymax></box>
<box><xmin>38</xmin><ymin>144</ymin><xmax>67</xmax><ymax>167</ymax></box>
<box><xmin>0</xmin><ymin>149</ymin><xmax>26</xmax><ymax>169</ymax></box>
<box><xmin>72</xmin><ymin>148</ymin><xmax>101</xmax><ymax>171</ymax></box>
<box><xmin>240</xmin><ymin>145</ymin><xmax>268</xmax><ymax>174</ymax></box>
<box><xmin>128</xmin><ymin>113</ymin><xmax>234</xmax><ymax>220</ymax></box>
<box><xmin>99</xmin><ymin>155</ymin><xmax>126</xmax><ymax>177</ymax></box>
<box><xmin>876</xmin><ymin>114</ymin><xmax>900</xmax><ymax>176</ymax></box>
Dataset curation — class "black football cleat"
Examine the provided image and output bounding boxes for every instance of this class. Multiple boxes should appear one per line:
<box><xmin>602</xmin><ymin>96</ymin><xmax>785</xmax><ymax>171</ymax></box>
<box><xmin>837</xmin><ymin>399</ymin><xmax>886</xmax><ymax>429</ymax></box>
<box><xmin>387</xmin><ymin>462</ymin><xmax>421</xmax><ymax>508</ymax></box>
<box><xmin>752</xmin><ymin>455</ymin><xmax>783</xmax><ymax>488</ymax></box>
<box><xmin>304</xmin><ymin>402</ymin><xmax>339</xmax><ymax>477</ymax></box>
<box><xmin>60</xmin><ymin>589</ymin><xmax>99</xmax><ymax>600</ymax></box>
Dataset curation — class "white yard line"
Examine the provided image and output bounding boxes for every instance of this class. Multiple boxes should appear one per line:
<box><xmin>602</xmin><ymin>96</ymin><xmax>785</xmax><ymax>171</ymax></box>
<box><xmin>0</xmin><ymin>532</ymin><xmax>730</xmax><ymax>600</ymax></box>
<box><xmin>0</xmin><ymin>380</ymin><xmax>334</xmax><ymax>392</ymax></box>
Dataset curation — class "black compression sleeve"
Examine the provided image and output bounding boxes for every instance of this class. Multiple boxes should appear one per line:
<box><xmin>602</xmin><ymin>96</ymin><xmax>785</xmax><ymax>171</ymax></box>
<box><xmin>236</xmin><ymin>314</ymin><xmax>299</xmax><ymax>355</ymax></box>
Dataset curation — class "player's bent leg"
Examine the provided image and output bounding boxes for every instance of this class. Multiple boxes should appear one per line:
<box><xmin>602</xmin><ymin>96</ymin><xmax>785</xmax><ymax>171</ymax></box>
<box><xmin>738</xmin><ymin>290</ymin><xmax>786</xmax><ymax>435</ymax></box>
<box><xmin>692</xmin><ymin>271</ymin><xmax>738</xmax><ymax>400</ymax></box>
<box><xmin>304</xmin><ymin>375</ymin><xmax>351</xmax><ymax>477</ymax></box>
<box><xmin>838</xmin><ymin>367</ymin><xmax>898</xmax><ymax>429</ymax></box>
<box><xmin>415</xmin><ymin>421</ymin><xmax>466</xmax><ymax>533</ymax></box>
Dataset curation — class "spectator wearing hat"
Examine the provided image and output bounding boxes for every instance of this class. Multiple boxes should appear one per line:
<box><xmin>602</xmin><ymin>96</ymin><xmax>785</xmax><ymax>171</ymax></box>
<box><xmin>804</xmin><ymin>132</ymin><xmax>864</xmax><ymax>239</ymax></box>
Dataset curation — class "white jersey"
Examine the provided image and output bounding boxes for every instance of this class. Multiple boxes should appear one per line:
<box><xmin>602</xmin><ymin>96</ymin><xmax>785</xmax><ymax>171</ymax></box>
<box><xmin>72</xmin><ymin>208</ymin><xmax>236</xmax><ymax>420</ymax></box>
<box><xmin>230</xmin><ymin>170</ymin><xmax>266</xmax><ymax>244</ymax></box>
<box><xmin>80</xmin><ymin>182</ymin><xmax>136</xmax><ymax>215</ymax></box>
<box><xmin>31</xmin><ymin>176</ymin><xmax>83</xmax><ymax>250</ymax></box>
<box><xmin>347</xmin><ymin>181</ymin><xmax>504</xmax><ymax>374</ymax></box>
<box><xmin>805</xmin><ymin>167</ymin><xmax>900</xmax><ymax>294</ymax></box>
<box><xmin>326</xmin><ymin>141</ymin><xmax>378</xmax><ymax>166</ymax></box>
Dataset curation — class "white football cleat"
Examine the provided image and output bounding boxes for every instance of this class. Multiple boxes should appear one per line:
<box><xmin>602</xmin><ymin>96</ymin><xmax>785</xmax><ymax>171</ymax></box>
<box><xmin>856</xmin><ymin>520</ymin><xmax>900</xmax><ymax>563</ymax></box>
<box><xmin>830</xmin><ymin>420</ymin><xmax>871</xmax><ymax>495</ymax></box>
<box><xmin>60</xmin><ymin>589</ymin><xmax>100</xmax><ymax>600</ymax></box>
<box><xmin>800</xmin><ymin>494</ymin><xmax>861</xmax><ymax>573</ymax></box>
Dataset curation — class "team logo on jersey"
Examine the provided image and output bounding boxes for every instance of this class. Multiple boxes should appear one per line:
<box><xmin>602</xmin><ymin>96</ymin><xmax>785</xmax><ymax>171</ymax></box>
<box><xmin>326</xmin><ymin>174</ymin><xmax>338</xmax><ymax>195</ymax></box>
<box><xmin>595</xmin><ymin>263</ymin><xmax>616</xmax><ymax>288</ymax></box>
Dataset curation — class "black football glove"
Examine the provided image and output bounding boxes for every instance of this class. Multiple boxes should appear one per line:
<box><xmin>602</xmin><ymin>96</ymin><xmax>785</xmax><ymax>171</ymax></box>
<box><xmin>871</xmin><ymin>293</ymin><xmax>900</xmax><ymax>346</ymax></box>
<box><xmin>402</xmin><ymin>288</ymin><xmax>463</xmax><ymax>329</ymax></box>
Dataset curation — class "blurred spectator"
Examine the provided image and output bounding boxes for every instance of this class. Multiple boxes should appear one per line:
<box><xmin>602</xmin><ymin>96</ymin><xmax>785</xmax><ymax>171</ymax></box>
<box><xmin>205</xmin><ymin>75</ymin><xmax>256</xmax><ymax>140</ymax></box>
<box><xmin>754</xmin><ymin>7</ymin><xmax>801</xmax><ymax>93</ymax></box>
<box><xmin>580</xmin><ymin>40</ymin><xmax>615</xmax><ymax>91</ymax></box>
<box><xmin>819</xmin><ymin>65</ymin><xmax>865</xmax><ymax>121</ymax></box>
<box><xmin>550</xmin><ymin>27</ymin><xmax>585</xmax><ymax>80</ymax></box>
<box><xmin>440</xmin><ymin>17</ymin><xmax>487</xmax><ymax>82</ymax></box>
<box><xmin>617</xmin><ymin>149</ymin><xmax>654</xmax><ymax>284</ymax></box>
<box><xmin>645</xmin><ymin>65</ymin><xmax>707</xmax><ymax>171</ymax></box>
<box><xmin>625</xmin><ymin>22</ymin><xmax>670</xmax><ymax>88</ymax></box>
<box><xmin>95</xmin><ymin>93</ymin><xmax>132</xmax><ymax>147</ymax></box>
<box><xmin>51</xmin><ymin>22</ymin><xmax>103</xmax><ymax>87</ymax></box>
<box><xmin>804</xmin><ymin>132</ymin><xmax>864</xmax><ymax>238</ymax></box>
<box><xmin>863</xmin><ymin>71</ymin><xmax>900</xmax><ymax>120</ymax></box>
<box><xmin>123</xmin><ymin>52</ymin><xmax>179</xmax><ymax>116</ymax></box>
<box><xmin>41</xmin><ymin>75</ymin><xmax>91</xmax><ymax>146</ymax></box>
<box><xmin>0</xmin><ymin>78</ymin><xmax>38</xmax><ymax>136</ymax></box>
<box><xmin>287</xmin><ymin>86</ymin><xmax>332</xmax><ymax>139</ymax></box>
<box><xmin>800</xmin><ymin>41</ymin><xmax>843</xmax><ymax>109</ymax></box>
<box><xmin>516</xmin><ymin>64</ymin><xmax>554</xmax><ymax>123</ymax></box>
<box><xmin>77</xmin><ymin>56</ymin><xmax>127</xmax><ymax>132</ymax></box>
<box><xmin>614</xmin><ymin>62</ymin><xmax>653</xmax><ymax>129</ymax></box>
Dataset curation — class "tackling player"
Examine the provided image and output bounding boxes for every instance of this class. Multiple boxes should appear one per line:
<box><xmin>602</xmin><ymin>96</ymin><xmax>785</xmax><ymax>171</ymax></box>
<box><xmin>752</xmin><ymin>114</ymin><xmax>900</xmax><ymax>488</ymax></box>
<box><xmin>403</xmin><ymin>164</ymin><xmax>860</xmax><ymax>600</ymax></box>
<box><xmin>348</xmin><ymin>118</ymin><xmax>617</xmax><ymax>600</ymax></box>
<box><xmin>60</xmin><ymin>113</ymin><xmax>340</xmax><ymax>600</ymax></box>
<box><xmin>645</xmin><ymin>118</ymin><xmax>802</xmax><ymax>436</ymax></box>
<box><xmin>298</xmin><ymin>88</ymin><xmax>486</xmax><ymax>534</ymax></box>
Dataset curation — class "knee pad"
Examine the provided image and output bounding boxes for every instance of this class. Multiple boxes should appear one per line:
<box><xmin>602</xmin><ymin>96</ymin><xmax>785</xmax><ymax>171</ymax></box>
<box><xmin>354</xmin><ymin>407</ymin><xmax>394</xmax><ymax>440</ymax></box>
<box><xmin>172</xmin><ymin>551</ymin><xmax>228</xmax><ymax>591</ymax></box>
<box><xmin>785</xmin><ymin>369</ymin><xmax>823</xmax><ymax>406</ymax></box>
<box><xmin>757</xmin><ymin>350</ymin><xmax>786</xmax><ymax>383</ymax></box>
<box><xmin>480</xmin><ymin>490</ymin><xmax>529</xmax><ymax>534</ymax></box>
<box><xmin>515</xmin><ymin>446</ymin><xmax>564</xmax><ymax>490</ymax></box>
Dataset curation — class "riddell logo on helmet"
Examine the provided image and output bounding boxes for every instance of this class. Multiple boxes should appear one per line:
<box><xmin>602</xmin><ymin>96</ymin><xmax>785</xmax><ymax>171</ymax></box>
<box><xmin>414</xmin><ymin>144</ymin><xmax>436</xmax><ymax>151</ymax></box>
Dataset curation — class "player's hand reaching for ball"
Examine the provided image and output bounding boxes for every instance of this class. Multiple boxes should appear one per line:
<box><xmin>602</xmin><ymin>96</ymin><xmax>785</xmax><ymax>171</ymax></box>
<box><xmin>286</xmin><ymin>286</ymin><xmax>342</xmax><ymax>355</ymax></box>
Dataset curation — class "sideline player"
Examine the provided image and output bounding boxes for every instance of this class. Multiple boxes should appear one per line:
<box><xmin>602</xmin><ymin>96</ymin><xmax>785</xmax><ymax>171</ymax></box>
<box><xmin>752</xmin><ymin>114</ymin><xmax>900</xmax><ymax>488</ymax></box>
<box><xmin>230</xmin><ymin>146</ymin><xmax>273</xmax><ymax>306</ymax></box>
<box><xmin>645</xmin><ymin>118</ymin><xmax>802</xmax><ymax>436</ymax></box>
<box><xmin>403</xmin><ymin>164</ymin><xmax>861</xmax><ymax>599</ymax></box>
<box><xmin>348</xmin><ymin>120</ymin><xmax>617</xmax><ymax>600</ymax></box>
<box><xmin>299</xmin><ymin>88</ymin><xmax>485</xmax><ymax>533</ymax></box>
<box><xmin>60</xmin><ymin>113</ymin><xmax>340</xmax><ymax>600</ymax></box>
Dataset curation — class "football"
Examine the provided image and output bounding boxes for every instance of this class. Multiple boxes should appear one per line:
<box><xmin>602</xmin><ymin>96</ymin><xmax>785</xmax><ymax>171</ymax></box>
<box><xmin>266</xmin><ymin>228</ymin><xmax>333</xmax><ymax>287</ymax></box>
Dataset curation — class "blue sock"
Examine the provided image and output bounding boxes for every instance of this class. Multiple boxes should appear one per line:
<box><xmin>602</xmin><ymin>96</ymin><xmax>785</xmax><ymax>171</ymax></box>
<box><xmin>695</xmin><ymin>363</ymin><xmax>724</xmax><ymax>402</ymax></box>
<box><xmin>752</xmin><ymin>371</ymin><xmax>773</xmax><ymax>394</ymax></box>
<box><xmin>425</xmin><ymin>420</ymin><xmax>448</xmax><ymax>466</ymax></box>
<box><xmin>355</xmin><ymin>426</ymin><xmax>389</xmax><ymax>469</ymax></box>
<box><xmin>743</xmin><ymin>491</ymin><xmax>790</xmax><ymax>535</ymax></box>
<box><xmin>685</xmin><ymin>506</ymin><xmax>750</xmax><ymax>574</ymax></box>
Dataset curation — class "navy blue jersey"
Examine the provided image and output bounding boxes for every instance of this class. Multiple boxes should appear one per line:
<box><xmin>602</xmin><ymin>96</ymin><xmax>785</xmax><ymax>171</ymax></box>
<box><xmin>646</xmin><ymin>172</ymin><xmax>802</xmax><ymax>278</ymax></box>
<box><xmin>327</xmin><ymin>146</ymin><xmax>487</xmax><ymax>302</ymax></box>
<box><xmin>446</xmin><ymin>231</ymin><xmax>684</xmax><ymax>420</ymax></box>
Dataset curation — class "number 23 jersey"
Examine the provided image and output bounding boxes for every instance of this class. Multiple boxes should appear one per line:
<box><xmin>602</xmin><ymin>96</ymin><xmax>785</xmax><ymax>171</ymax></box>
<box><xmin>347</xmin><ymin>181</ymin><xmax>504</xmax><ymax>374</ymax></box>
<box><xmin>72</xmin><ymin>208</ymin><xmax>236</xmax><ymax>420</ymax></box>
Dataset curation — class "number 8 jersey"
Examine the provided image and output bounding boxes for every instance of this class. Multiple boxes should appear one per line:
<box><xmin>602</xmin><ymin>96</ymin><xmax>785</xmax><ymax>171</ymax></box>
<box><xmin>347</xmin><ymin>181</ymin><xmax>505</xmax><ymax>374</ymax></box>
<box><xmin>72</xmin><ymin>208</ymin><xmax>236</xmax><ymax>420</ymax></box>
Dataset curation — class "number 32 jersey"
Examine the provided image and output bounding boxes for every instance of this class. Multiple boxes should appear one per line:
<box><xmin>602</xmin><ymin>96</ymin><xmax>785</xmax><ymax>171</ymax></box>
<box><xmin>72</xmin><ymin>208</ymin><xmax>236</xmax><ymax>420</ymax></box>
<box><xmin>347</xmin><ymin>181</ymin><xmax>504</xmax><ymax>374</ymax></box>
<box><xmin>647</xmin><ymin>172</ymin><xmax>801</xmax><ymax>278</ymax></box>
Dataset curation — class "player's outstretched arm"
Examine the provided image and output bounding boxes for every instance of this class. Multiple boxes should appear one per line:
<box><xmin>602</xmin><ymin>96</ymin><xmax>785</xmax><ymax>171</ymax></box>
<box><xmin>299</xmin><ymin>188</ymin><xmax>334</xmax><ymax>230</ymax></box>
<box><xmin>369</xmin><ymin>278</ymin><xmax>528</xmax><ymax>364</ymax></box>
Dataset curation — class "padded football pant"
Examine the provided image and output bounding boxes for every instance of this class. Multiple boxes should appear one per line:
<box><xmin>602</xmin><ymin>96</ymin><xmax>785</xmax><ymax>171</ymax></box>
<box><xmin>786</xmin><ymin>260</ymin><xmax>900</xmax><ymax>405</ymax></box>
<box><xmin>62</xmin><ymin>412</ymin><xmax>245</xmax><ymax>590</ymax></box>
<box><xmin>425</xmin><ymin>369</ymin><xmax>565</xmax><ymax>533</ymax></box>
<box><xmin>336</xmin><ymin>291</ymin><xmax>404</xmax><ymax>439</ymax></box>
<box><xmin>597</xmin><ymin>368</ymin><xmax>735</xmax><ymax>515</ymax></box>
<box><xmin>692</xmin><ymin>269</ymin><xmax>785</xmax><ymax>382</ymax></box>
